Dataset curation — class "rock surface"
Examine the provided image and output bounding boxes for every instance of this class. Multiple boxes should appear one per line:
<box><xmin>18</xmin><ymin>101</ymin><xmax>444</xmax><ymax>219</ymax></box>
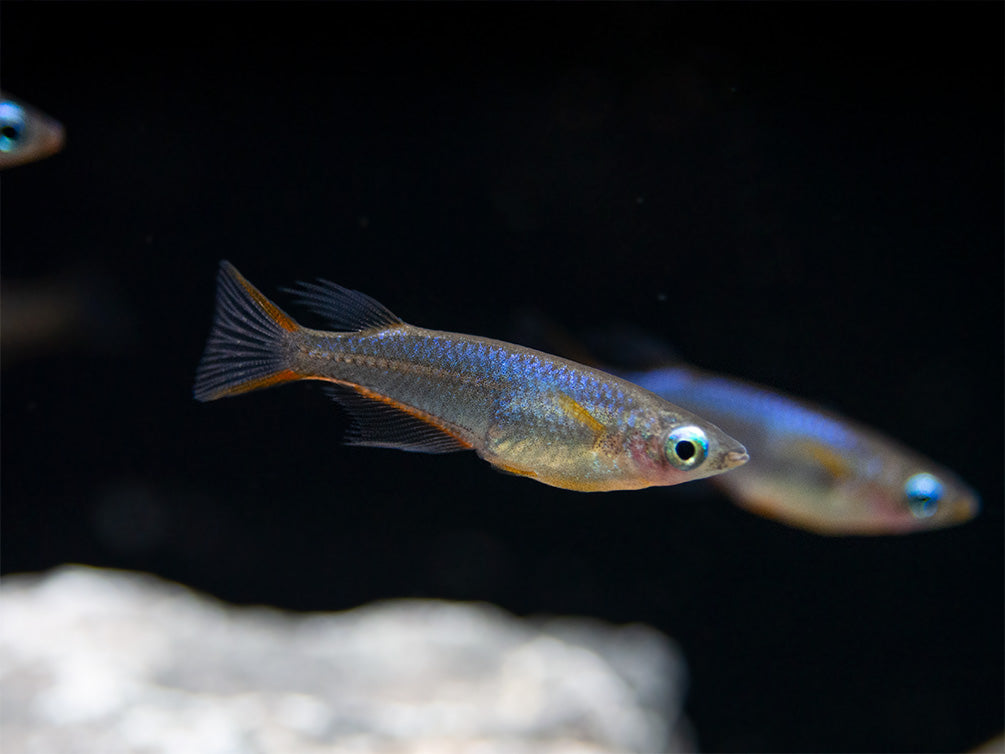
<box><xmin>0</xmin><ymin>566</ymin><xmax>692</xmax><ymax>753</ymax></box>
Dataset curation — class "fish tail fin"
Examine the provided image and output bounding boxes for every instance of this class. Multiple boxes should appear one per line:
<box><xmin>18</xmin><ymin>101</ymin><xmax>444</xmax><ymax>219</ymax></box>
<box><xmin>193</xmin><ymin>260</ymin><xmax>304</xmax><ymax>402</ymax></box>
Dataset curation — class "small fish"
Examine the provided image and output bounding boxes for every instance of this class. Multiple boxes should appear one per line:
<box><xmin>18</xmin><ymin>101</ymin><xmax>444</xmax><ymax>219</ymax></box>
<box><xmin>194</xmin><ymin>262</ymin><xmax>748</xmax><ymax>492</ymax></box>
<box><xmin>620</xmin><ymin>358</ymin><xmax>979</xmax><ymax>534</ymax></box>
<box><xmin>0</xmin><ymin>93</ymin><xmax>65</xmax><ymax>169</ymax></box>
<box><xmin>0</xmin><ymin>271</ymin><xmax>129</xmax><ymax>365</ymax></box>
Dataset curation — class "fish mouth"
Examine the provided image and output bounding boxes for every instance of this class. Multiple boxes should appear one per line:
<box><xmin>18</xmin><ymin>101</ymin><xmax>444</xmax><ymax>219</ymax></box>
<box><xmin>949</xmin><ymin>492</ymin><xmax>981</xmax><ymax>523</ymax></box>
<box><xmin>722</xmin><ymin>449</ymin><xmax>749</xmax><ymax>469</ymax></box>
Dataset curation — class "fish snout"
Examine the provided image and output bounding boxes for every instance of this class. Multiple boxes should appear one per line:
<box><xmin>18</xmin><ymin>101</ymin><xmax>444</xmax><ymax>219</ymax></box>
<box><xmin>722</xmin><ymin>448</ymin><xmax>750</xmax><ymax>469</ymax></box>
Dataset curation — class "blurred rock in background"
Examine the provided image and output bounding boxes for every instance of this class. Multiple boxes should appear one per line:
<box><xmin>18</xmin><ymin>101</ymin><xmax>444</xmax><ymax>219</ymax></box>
<box><xmin>0</xmin><ymin>566</ymin><xmax>692</xmax><ymax>754</ymax></box>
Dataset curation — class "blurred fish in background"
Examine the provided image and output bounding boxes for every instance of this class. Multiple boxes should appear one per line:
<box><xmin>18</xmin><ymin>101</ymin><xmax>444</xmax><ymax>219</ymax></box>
<box><xmin>626</xmin><ymin>361</ymin><xmax>980</xmax><ymax>535</ymax></box>
<box><xmin>0</xmin><ymin>93</ymin><xmax>65</xmax><ymax>169</ymax></box>
<box><xmin>517</xmin><ymin>316</ymin><xmax>980</xmax><ymax>535</ymax></box>
<box><xmin>0</xmin><ymin>93</ymin><xmax>130</xmax><ymax>366</ymax></box>
<box><xmin>970</xmin><ymin>731</ymin><xmax>1005</xmax><ymax>753</ymax></box>
<box><xmin>0</xmin><ymin>270</ymin><xmax>130</xmax><ymax>366</ymax></box>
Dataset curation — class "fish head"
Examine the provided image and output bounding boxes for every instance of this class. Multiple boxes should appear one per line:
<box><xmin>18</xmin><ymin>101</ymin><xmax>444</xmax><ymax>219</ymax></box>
<box><xmin>630</xmin><ymin>413</ymin><xmax>749</xmax><ymax>487</ymax></box>
<box><xmin>852</xmin><ymin>458</ymin><xmax>981</xmax><ymax>535</ymax></box>
<box><xmin>729</xmin><ymin>441</ymin><xmax>980</xmax><ymax>535</ymax></box>
<box><xmin>0</xmin><ymin>94</ymin><xmax>66</xmax><ymax>170</ymax></box>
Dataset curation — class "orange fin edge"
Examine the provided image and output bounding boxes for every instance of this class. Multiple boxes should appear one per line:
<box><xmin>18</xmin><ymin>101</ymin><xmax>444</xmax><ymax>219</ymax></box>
<box><xmin>320</xmin><ymin>381</ymin><xmax>474</xmax><ymax>454</ymax></box>
<box><xmin>209</xmin><ymin>368</ymin><xmax>304</xmax><ymax>399</ymax></box>
<box><xmin>227</xmin><ymin>263</ymin><xmax>300</xmax><ymax>332</ymax></box>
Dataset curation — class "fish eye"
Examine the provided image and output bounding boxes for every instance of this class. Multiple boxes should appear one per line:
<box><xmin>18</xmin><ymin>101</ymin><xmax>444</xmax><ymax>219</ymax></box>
<box><xmin>0</xmin><ymin>101</ymin><xmax>27</xmax><ymax>152</ymax></box>
<box><xmin>904</xmin><ymin>472</ymin><xmax>943</xmax><ymax>519</ymax></box>
<box><xmin>665</xmin><ymin>425</ymin><xmax>708</xmax><ymax>470</ymax></box>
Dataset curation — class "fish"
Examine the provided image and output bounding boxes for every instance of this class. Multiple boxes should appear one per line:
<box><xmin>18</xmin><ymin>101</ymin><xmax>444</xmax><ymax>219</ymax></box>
<box><xmin>193</xmin><ymin>262</ymin><xmax>748</xmax><ymax>492</ymax></box>
<box><xmin>617</xmin><ymin>352</ymin><xmax>980</xmax><ymax>534</ymax></box>
<box><xmin>0</xmin><ymin>93</ymin><xmax>65</xmax><ymax>169</ymax></box>
<box><xmin>0</xmin><ymin>271</ymin><xmax>128</xmax><ymax>365</ymax></box>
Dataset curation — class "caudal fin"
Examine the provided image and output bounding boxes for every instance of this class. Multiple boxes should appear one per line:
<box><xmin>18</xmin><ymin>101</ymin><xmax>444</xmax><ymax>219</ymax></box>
<box><xmin>193</xmin><ymin>261</ymin><xmax>303</xmax><ymax>402</ymax></box>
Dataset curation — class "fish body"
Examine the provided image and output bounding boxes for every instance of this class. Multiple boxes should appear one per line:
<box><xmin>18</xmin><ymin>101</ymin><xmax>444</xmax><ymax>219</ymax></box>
<box><xmin>623</xmin><ymin>364</ymin><xmax>979</xmax><ymax>534</ymax></box>
<box><xmin>0</xmin><ymin>93</ymin><xmax>65</xmax><ymax>169</ymax></box>
<box><xmin>194</xmin><ymin>262</ymin><xmax>748</xmax><ymax>492</ymax></box>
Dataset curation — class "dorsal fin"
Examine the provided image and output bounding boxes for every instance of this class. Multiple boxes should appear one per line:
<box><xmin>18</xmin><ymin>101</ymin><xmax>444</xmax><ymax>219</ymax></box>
<box><xmin>583</xmin><ymin>323</ymin><xmax>682</xmax><ymax>369</ymax></box>
<box><xmin>322</xmin><ymin>384</ymin><xmax>472</xmax><ymax>454</ymax></box>
<box><xmin>282</xmin><ymin>279</ymin><xmax>403</xmax><ymax>332</ymax></box>
<box><xmin>512</xmin><ymin>311</ymin><xmax>681</xmax><ymax>370</ymax></box>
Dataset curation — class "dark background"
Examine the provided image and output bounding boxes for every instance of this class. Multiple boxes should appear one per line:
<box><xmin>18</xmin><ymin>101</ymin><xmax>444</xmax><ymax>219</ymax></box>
<box><xmin>3</xmin><ymin>3</ymin><xmax>1002</xmax><ymax>752</ymax></box>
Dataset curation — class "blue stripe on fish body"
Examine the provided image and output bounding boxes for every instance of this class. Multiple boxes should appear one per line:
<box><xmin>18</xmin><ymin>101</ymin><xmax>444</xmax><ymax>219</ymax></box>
<box><xmin>627</xmin><ymin>367</ymin><xmax>858</xmax><ymax>452</ymax></box>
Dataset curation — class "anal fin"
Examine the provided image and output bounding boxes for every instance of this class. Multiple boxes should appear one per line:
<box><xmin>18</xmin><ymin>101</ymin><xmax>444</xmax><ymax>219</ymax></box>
<box><xmin>322</xmin><ymin>384</ymin><xmax>473</xmax><ymax>454</ymax></box>
<box><xmin>492</xmin><ymin>462</ymin><xmax>539</xmax><ymax>480</ymax></box>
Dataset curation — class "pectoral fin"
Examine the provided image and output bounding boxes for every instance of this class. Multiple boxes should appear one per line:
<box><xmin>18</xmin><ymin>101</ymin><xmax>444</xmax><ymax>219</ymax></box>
<box><xmin>793</xmin><ymin>441</ymin><xmax>853</xmax><ymax>481</ymax></box>
<box><xmin>554</xmin><ymin>392</ymin><xmax>607</xmax><ymax>439</ymax></box>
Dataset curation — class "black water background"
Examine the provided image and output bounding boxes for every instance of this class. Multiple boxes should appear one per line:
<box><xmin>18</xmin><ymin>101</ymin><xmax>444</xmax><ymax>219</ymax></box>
<box><xmin>2</xmin><ymin>4</ymin><xmax>1002</xmax><ymax>752</ymax></box>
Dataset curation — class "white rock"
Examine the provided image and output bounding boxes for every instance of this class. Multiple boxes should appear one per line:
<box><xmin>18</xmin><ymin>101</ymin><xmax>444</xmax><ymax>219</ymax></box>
<box><xmin>0</xmin><ymin>565</ymin><xmax>692</xmax><ymax>754</ymax></box>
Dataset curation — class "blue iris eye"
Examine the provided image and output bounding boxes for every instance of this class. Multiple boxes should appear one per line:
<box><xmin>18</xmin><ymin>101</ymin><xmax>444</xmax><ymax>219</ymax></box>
<box><xmin>904</xmin><ymin>472</ymin><xmax>942</xmax><ymax>519</ymax></box>
<box><xmin>665</xmin><ymin>425</ymin><xmax>709</xmax><ymax>470</ymax></box>
<box><xmin>0</xmin><ymin>101</ymin><xmax>27</xmax><ymax>153</ymax></box>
